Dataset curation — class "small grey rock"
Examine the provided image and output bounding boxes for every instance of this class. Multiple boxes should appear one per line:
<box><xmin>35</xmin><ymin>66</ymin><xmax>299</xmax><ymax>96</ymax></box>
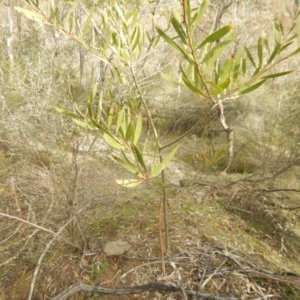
<box><xmin>102</xmin><ymin>240</ymin><xmax>131</xmax><ymax>256</ymax></box>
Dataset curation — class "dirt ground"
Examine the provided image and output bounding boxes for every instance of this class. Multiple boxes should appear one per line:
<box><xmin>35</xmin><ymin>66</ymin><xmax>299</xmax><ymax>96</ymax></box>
<box><xmin>1</xmin><ymin>136</ymin><xmax>300</xmax><ymax>300</ymax></box>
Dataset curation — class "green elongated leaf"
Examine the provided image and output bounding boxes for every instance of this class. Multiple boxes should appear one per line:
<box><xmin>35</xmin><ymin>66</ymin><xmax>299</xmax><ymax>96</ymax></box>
<box><xmin>117</xmin><ymin>26</ymin><xmax>127</xmax><ymax>45</ymax></box>
<box><xmin>156</xmin><ymin>27</ymin><xmax>193</xmax><ymax>63</ymax></box>
<box><xmin>261</xmin><ymin>70</ymin><xmax>293</xmax><ymax>79</ymax></box>
<box><xmin>130</xmin><ymin>26</ymin><xmax>140</xmax><ymax>51</ymax></box>
<box><xmin>280</xmin><ymin>41</ymin><xmax>293</xmax><ymax>52</ymax></box>
<box><xmin>114</xmin><ymin>2</ymin><xmax>127</xmax><ymax>25</ymax></box>
<box><xmin>133</xmin><ymin>115</ymin><xmax>142</xmax><ymax>145</ymax></box>
<box><xmin>289</xmin><ymin>45</ymin><xmax>300</xmax><ymax>57</ymax></box>
<box><xmin>286</xmin><ymin>33</ymin><xmax>297</xmax><ymax>43</ymax></box>
<box><xmin>232</xmin><ymin>50</ymin><xmax>242</xmax><ymax>83</ymax></box>
<box><xmin>89</xmin><ymin>118</ymin><xmax>107</xmax><ymax>135</ymax></box>
<box><xmin>161</xmin><ymin>73</ymin><xmax>186</xmax><ymax>87</ymax></box>
<box><xmin>87</xmin><ymin>84</ymin><xmax>98</xmax><ymax>118</ymax></box>
<box><xmin>186</xmin><ymin>61</ymin><xmax>193</xmax><ymax>78</ymax></box>
<box><xmin>219</xmin><ymin>79</ymin><xmax>230</xmax><ymax>91</ymax></box>
<box><xmin>119</xmin><ymin>48</ymin><xmax>129</xmax><ymax>66</ymax></box>
<box><xmin>99</xmin><ymin>8</ymin><xmax>108</xmax><ymax>30</ymax></box>
<box><xmin>131</xmin><ymin>144</ymin><xmax>147</xmax><ymax>172</ymax></box>
<box><xmin>219</xmin><ymin>57</ymin><xmax>234</xmax><ymax>83</ymax></box>
<box><xmin>107</xmin><ymin>106</ymin><xmax>114</xmax><ymax>129</ymax></box>
<box><xmin>127</xmin><ymin>8</ymin><xmax>138</xmax><ymax>27</ymax></box>
<box><xmin>82</xmin><ymin>5</ymin><xmax>94</xmax><ymax>39</ymax></box>
<box><xmin>202</xmin><ymin>40</ymin><xmax>233</xmax><ymax>68</ymax></box>
<box><xmin>151</xmin><ymin>145</ymin><xmax>180</xmax><ymax>178</ymax></box>
<box><xmin>197</xmin><ymin>24</ymin><xmax>233</xmax><ymax>49</ymax></box>
<box><xmin>242</xmin><ymin>58</ymin><xmax>247</xmax><ymax>75</ymax></box>
<box><xmin>191</xmin><ymin>0</ymin><xmax>208</xmax><ymax>32</ymax></box>
<box><xmin>182</xmin><ymin>76</ymin><xmax>207</xmax><ymax>97</ymax></box>
<box><xmin>151</xmin><ymin>164</ymin><xmax>163</xmax><ymax>178</ymax></box>
<box><xmin>171</xmin><ymin>15</ymin><xmax>187</xmax><ymax>44</ymax></box>
<box><xmin>257</xmin><ymin>37</ymin><xmax>263</xmax><ymax>67</ymax></box>
<box><xmin>125</xmin><ymin>121</ymin><xmax>134</xmax><ymax>141</ymax></box>
<box><xmin>116</xmin><ymin>107</ymin><xmax>124</xmax><ymax>133</ymax></box>
<box><xmin>121</xmin><ymin>150</ymin><xmax>133</xmax><ymax>164</ymax></box>
<box><xmin>252</xmin><ymin>66</ymin><xmax>261</xmax><ymax>77</ymax></box>
<box><xmin>205</xmin><ymin>80</ymin><xmax>221</xmax><ymax>93</ymax></box>
<box><xmin>210</xmin><ymin>80</ymin><xmax>230</xmax><ymax>95</ymax></box>
<box><xmin>15</xmin><ymin>7</ymin><xmax>43</xmax><ymax>23</ymax></box>
<box><xmin>232</xmin><ymin>62</ymin><xmax>240</xmax><ymax>83</ymax></box>
<box><xmin>244</xmin><ymin>46</ymin><xmax>256</xmax><ymax>68</ymax></box>
<box><xmin>53</xmin><ymin>107</ymin><xmax>80</xmax><ymax>119</ymax></box>
<box><xmin>193</xmin><ymin>65</ymin><xmax>201</xmax><ymax>89</ymax></box>
<box><xmin>160</xmin><ymin>144</ymin><xmax>180</xmax><ymax>170</ymax></box>
<box><xmin>111</xmin><ymin>32</ymin><xmax>118</xmax><ymax>47</ymax></box>
<box><xmin>73</xmin><ymin>118</ymin><xmax>94</xmax><ymax>129</ymax></box>
<box><xmin>262</xmin><ymin>36</ymin><xmax>270</xmax><ymax>54</ymax></box>
<box><xmin>186</xmin><ymin>0</ymin><xmax>192</xmax><ymax>26</ymax></box>
<box><xmin>202</xmin><ymin>39</ymin><xmax>232</xmax><ymax>63</ymax></box>
<box><xmin>136</xmin><ymin>33</ymin><xmax>143</xmax><ymax>57</ymax></box>
<box><xmin>240</xmin><ymin>80</ymin><xmax>266</xmax><ymax>95</ymax></box>
<box><xmin>267</xmin><ymin>43</ymin><xmax>280</xmax><ymax>64</ymax></box>
<box><xmin>103</xmin><ymin>133</ymin><xmax>124</xmax><ymax>150</ymax></box>
<box><xmin>274</xmin><ymin>20</ymin><xmax>282</xmax><ymax>45</ymax></box>
<box><xmin>111</xmin><ymin>154</ymin><xmax>138</xmax><ymax>174</ymax></box>
<box><xmin>116</xmin><ymin>179</ymin><xmax>141</xmax><ymax>188</ymax></box>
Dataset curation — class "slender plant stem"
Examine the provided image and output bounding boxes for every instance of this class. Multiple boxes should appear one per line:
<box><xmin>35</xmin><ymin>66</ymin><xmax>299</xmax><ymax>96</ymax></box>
<box><xmin>130</xmin><ymin>66</ymin><xmax>170</xmax><ymax>257</ymax></box>
<box><xmin>159</xmin><ymin>153</ymin><xmax>169</xmax><ymax>256</ymax></box>
<box><xmin>161</xmin><ymin>103</ymin><xmax>215</xmax><ymax>150</ymax></box>
<box><xmin>181</xmin><ymin>0</ymin><xmax>236</xmax><ymax>171</ymax></box>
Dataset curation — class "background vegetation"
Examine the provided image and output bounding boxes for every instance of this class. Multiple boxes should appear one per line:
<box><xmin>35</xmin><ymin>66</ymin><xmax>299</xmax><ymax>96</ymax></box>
<box><xmin>1</xmin><ymin>0</ymin><xmax>300</xmax><ymax>299</ymax></box>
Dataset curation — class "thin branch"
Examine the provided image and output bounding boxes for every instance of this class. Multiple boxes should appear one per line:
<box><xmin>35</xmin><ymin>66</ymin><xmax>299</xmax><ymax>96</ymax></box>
<box><xmin>181</xmin><ymin>0</ymin><xmax>215</xmax><ymax>104</ymax></box>
<box><xmin>0</xmin><ymin>212</ymin><xmax>79</xmax><ymax>249</ymax></box>
<box><xmin>228</xmin><ymin>158</ymin><xmax>300</xmax><ymax>186</ymax></box>
<box><xmin>160</xmin><ymin>103</ymin><xmax>215</xmax><ymax>150</ymax></box>
<box><xmin>27</xmin><ymin>217</ymin><xmax>76</xmax><ymax>300</ymax></box>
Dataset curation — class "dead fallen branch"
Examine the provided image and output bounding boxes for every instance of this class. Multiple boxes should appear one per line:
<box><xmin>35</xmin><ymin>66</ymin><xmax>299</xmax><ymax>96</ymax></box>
<box><xmin>215</xmin><ymin>250</ymin><xmax>300</xmax><ymax>287</ymax></box>
<box><xmin>51</xmin><ymin>281</ymin><xmax>241</xmax><ymax>300</ymax></box>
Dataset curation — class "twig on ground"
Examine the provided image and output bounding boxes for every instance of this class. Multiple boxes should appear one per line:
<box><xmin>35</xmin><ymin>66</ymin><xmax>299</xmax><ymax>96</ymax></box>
<box><xmin>170</xmin><ymin>261</ymin><xmax>188</xmax><ymax>300</ymax></box>
<box><xmin>27</xmin><ymin>205</ymin><xmax>88</xmax><ymax>300</ymax></box>
<box><xmin>27</xmin><ymin>217</ymin><xmax>77</xmax><ymax>300</ymax></box>
<box><xmin>51</xmin><ymin>281</ymin><xmax>241</xmax><ymax>300</ymax></box>
<box><xmin>200</xmin><ymin>258</ymin><xmax>228</xmax><ymax>290</ymax></box>
<box><xmin>0</xmin><ymin>212</ymin><xmax>79</xmax><ymax>248</ymax></box>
